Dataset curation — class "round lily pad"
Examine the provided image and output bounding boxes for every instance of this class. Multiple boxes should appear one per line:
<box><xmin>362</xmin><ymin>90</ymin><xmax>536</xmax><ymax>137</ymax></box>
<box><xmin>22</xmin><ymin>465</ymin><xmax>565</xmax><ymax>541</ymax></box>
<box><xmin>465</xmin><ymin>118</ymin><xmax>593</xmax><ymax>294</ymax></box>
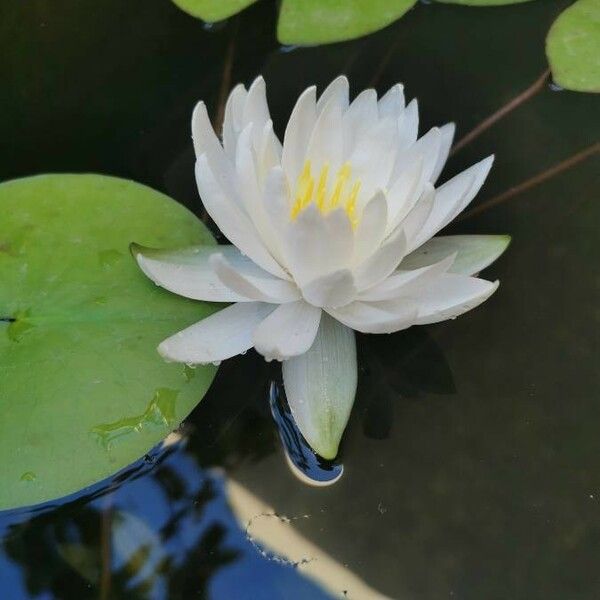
<box><xmin>171</xmin><ymin>0</ymin><xmax>257</xmax><ymax>22</ymax></box>
<box><xmin>546</xmin><ymin>0</ymin><xmax>600</xmax><ymax>93</ymax></box>
<box><xmin>277</xmin><ymin>0</ymin><xmax>417</xmax><ymax>46</ymax></box>
<box><xmin>0</xmin><ymin>174</ymin><xmax>218</xmax><ymax>511</ymax></box>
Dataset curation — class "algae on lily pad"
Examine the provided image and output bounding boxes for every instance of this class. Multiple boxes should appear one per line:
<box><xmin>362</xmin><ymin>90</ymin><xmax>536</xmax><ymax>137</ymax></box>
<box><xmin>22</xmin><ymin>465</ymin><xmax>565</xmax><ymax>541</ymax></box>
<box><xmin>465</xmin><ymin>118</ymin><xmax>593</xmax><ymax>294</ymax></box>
<box><xmin>546</xmin><ymin>0</ymin><xmax>600</xmax><ymax>93</ymax></box>
<box><xmin>0</xmin><ymin>174</ymin><xmax>218</xmax><ymax>511</ymax></box>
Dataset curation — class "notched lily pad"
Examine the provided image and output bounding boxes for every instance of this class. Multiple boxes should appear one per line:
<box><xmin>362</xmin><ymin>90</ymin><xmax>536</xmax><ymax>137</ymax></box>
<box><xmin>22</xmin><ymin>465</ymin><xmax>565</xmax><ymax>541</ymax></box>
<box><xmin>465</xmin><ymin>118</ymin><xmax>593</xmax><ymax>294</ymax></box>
<box><xmin>546</xmin><ymin>0</ymin><xmax>600</xmax><ymax>93</ymax></box>
<box><xmin>0</xmin><ymin>174</ymin><xmax>218</xmax><ymax>510</ymax></box>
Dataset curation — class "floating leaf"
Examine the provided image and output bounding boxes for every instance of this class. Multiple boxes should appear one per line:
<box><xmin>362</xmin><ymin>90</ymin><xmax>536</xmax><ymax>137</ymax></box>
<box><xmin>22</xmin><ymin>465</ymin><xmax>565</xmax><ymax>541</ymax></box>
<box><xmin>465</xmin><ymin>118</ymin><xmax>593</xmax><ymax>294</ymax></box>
<box><xmin>171</xmin><ymin>0</ymin><xmax>257</xmax><ymax>22</ymax></box>
<box><xmin>0</xmin><ymin>174</ymin><xmax>218</xmax><ymax>510</ymax></box>
<box><xmin>435</xmin><ymin>0</ymin><xmax>535</xmax><ymax>5</ymax></box>
<box><xmin>546</xmin><ymin>0</ymin><xmax>600</xmax><ymax>93</ymax></box>
<box><xmin>277</xmin><ymin>0</ymin><xmax>417</xmax><ymax>45</ymax></box>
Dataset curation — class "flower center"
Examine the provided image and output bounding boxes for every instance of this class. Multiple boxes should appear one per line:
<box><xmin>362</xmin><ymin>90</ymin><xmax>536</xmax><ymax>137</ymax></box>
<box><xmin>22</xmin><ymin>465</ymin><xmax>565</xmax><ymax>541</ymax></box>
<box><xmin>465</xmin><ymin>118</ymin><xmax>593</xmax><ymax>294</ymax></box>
<box><xmin>290</xmin><ymin>160</ymin><xmax>361</xmax><ymax>228</ymax></box>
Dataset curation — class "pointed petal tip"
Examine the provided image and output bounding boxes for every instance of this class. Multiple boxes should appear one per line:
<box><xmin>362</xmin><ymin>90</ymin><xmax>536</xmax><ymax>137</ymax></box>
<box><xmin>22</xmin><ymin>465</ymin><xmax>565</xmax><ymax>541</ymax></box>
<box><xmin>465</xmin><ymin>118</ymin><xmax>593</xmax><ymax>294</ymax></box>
<box><xmin>191</xmin><ymin>100</ymin><xmax>207</xmax><ymax>123</ymax></box>
<box><xmin>311</xmin><ymin>440</ymin><xmax>339</xmax><ymax>461</ymax></box>
<box><xmin>129</xmin><ymin>241</ymin><xmax>143</xmax><ymax>258</ymax></box>
<box><xmin>248</xmin><ymin>75</ymin><xmax>266</xmax><ymax>91</ymax></box>
<box><xmin>442</xmin><ymin>122</ymin><xmax>456</xmax><ymax>134</ymax></box>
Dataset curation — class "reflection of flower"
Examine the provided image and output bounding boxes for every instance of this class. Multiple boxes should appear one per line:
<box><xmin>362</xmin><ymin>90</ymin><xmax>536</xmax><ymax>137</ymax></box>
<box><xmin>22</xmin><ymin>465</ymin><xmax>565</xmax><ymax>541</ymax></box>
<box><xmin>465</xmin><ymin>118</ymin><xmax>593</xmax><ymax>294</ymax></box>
<box><xmin>133</xmin><ymin>76</ymin><xmax>509</xmax><ymax>459</ymax></box>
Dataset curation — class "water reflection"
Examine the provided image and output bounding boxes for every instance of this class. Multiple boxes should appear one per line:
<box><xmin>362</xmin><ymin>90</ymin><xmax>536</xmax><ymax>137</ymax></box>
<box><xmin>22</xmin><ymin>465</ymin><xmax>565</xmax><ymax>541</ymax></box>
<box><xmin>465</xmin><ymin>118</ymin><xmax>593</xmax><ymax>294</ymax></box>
<box><xmin>269</xmin><ymin>382</ymin><xmax>344</xmax><ymax>487</ymax></box>
<box><xmin>0</xmin><ymin>433</ymin><xmax>333</xmax><ymax>599</ymax></box>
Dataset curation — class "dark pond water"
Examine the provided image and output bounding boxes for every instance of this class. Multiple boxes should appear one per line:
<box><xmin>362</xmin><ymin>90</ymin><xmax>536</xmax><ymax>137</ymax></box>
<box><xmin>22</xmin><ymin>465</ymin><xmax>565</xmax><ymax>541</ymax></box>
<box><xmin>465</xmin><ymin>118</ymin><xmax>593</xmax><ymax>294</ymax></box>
<box><xmin>1</xmin><ymin>0</ymin><xmax>599</xmax><ymax>598</ymax></box>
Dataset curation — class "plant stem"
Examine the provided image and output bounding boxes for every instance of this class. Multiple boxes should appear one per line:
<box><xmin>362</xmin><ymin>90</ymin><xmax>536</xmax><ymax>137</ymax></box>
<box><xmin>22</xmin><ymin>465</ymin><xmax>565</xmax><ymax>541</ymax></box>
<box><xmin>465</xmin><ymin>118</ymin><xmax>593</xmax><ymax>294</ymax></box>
<box><xmin>213</xmin><ymin>17</ymin><xmax>239</xmax><ymax>135</ymax></box>
<box><xmin>459</xmin><ymin>142</ymin><xmax>600</xmax><ymax>221</ymax></box>
<box><xmin>451</xmin><ymin>69</ymin><xmax>551</xmax><ymax>156</ymax></box>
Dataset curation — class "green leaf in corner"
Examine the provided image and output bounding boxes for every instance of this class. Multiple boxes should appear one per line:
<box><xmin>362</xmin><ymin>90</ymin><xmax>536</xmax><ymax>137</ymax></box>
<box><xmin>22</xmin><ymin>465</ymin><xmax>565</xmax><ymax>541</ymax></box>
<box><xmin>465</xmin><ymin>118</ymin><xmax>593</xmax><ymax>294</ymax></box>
<box><xmin>171</xmin><ymin>0</ymin><xmax>257</xmax><ymax>22</ymax></box>
<box><xmin>277</xmin><ymin>0</ymin><xmax>417</xmax><ymax>46</ymax></box>
<box><xmin>0</xmin><ymin>174</ymin><xmax>219</xmax><ymax>510</ymax></box>
<box><xmin>546</xmin><ymin>0</ymin><xmax>600</xmax><ymax>93</ymax></box>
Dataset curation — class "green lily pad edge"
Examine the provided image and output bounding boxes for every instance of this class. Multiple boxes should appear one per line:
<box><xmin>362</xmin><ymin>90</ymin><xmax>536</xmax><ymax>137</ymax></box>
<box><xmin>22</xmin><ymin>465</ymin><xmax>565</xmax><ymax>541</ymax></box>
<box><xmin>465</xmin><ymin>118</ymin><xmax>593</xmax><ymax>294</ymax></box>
<box><xmin>546</xmin><ymin>0</ymin><xmax>600</xmax><ymax>93</ymax></box>
<box><xmin>0</xmin><ymin>173</ymin><xmax>219</xmax><ymax>511</ymax></box>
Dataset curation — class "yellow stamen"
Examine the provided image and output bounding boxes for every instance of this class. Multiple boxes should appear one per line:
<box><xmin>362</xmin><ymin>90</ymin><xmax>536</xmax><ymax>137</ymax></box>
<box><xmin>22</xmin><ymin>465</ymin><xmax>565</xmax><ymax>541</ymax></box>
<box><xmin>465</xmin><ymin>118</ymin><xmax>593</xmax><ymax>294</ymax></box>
<box><xmin>328</xmin><ymin>163</ymin><xmax>351</xmax><ymax>210</ymax></box>
<box><xmin>345</xmin><ymin>181</ymin><xmax>361</xmax><ymax>228</ymax></box>
<box><xmin>290</xmin><ymin>160</ymin><xmax>362</xmax><ymax>228</ymax></box>
<box><xmin>315</xmin><ymin>163</ymin><xmax>330</xmax><ymax>210</ymax></box>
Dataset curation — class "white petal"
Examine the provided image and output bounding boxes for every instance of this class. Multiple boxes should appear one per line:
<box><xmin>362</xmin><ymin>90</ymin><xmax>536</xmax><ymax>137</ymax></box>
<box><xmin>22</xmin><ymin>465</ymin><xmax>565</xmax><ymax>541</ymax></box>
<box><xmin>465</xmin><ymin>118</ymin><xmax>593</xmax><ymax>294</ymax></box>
<box><xmin>306</xmin><ymin>94</ymin><xmax>344</xmax><ymax>174</ymax></box>
<box><xmin>158</xmin><ymin>302</ymin><xmax>275</xmax><ymax>364</ymax></box>
<box><xmin>195</xmin><ymin>155</ymin><xmax>289</xmax><ymax>280</ymax></box>
<box><xmin>222</xmin><ymin>83</ymin><xmax>247</xmax><ymax>160</ymax></box>
<box><xmin>358</xmin><ymin>253</ymin><xmax>455</xmax><ymax>301</ymax></box>
<box><xmin>354</xmin><ymin>191</ymin><xmax>388</xmax><ymax>264</ymax></box>
<box><xmin>403</xmin><ymin>183</ymin><xmax>435</xmax><ymax>251</ymax></box>
<box><xmin>262</xmin><ymin>165</ymin><xmax>292</xmax><ymax>237</ymax></box>
<box><xmin>378</xmin><ymin>83</ymin><xmax>405</xmax><ymax>119</ymax></box>
<box><xmin>284</xmin><ymin>205</ymin><xmax>353</xmax><ymax>285</ymax></box>
<box><xmin>282</xmin><ymin>312</ymin><xmax>357</xmax><ymax>459</ymax></box>
<box><xmin>192</xmin><ymin>101</ymin><xmax>241</xmax><ymax>211</ymax></box>
<box><xmin>348</xmin><ymin>116</ymin><xmax>398</xmax><ymax>203</ymax></box>
<box><xmin>385</xmin><ymin>157</ymin><xmax>424</xmax><ymax>234</ymax></box>
<box><xmin>411</xmin><ymin>155</ymin><xmax>494</xmax><ymax>249</ymax></box>
<box><xmin>392</xmin><ymin>126</ymin><xmax>441</xmax><ymax>186</ymax></box>
<box><xmin>132</xmin><ymin>243</ymin><xmax>253</xmax><ymax>302</ymax></box>
<box><xmin>411</xmin><ymin>273</ymin><xmax>499</xmax><ymax>324</ymax></box>
<box><xmin>253</xmin><ymin>301</ymin><xmax>322</xmax><ymax>361</ymax></box>
<box><xmin>258</xmin><ymin>120</ymin><xmax>283</xmax><ymax>181</ymax></box>
<box><xmin>328</xmin><ymin>299</ymin><xmax>418</xmax><ymax>334</ymax></box>
<box><xmin>396</xmin><ymin>98</ymin><xmax>419</xmax><ymax>151</ymax></box>
<box><xmin>235</xmin><ymin>124</ymin><xmax>284</xmax><ymax>262</ymax></box>
<box><xmin>401</xmin><ymin>234</ymin><xmax>511</xmax><ymax>276</ymax></box>
<box><xmin>316</xmin><ymin>75</ymin><xmax>349</xmax><ymax>114</ymax></box>
<box><xmin>301</xmin><ymin>269</ymin><xmax>357</xmax><ymax>308</ymax></box>
<box><xmin>211</xmin><ymin>253</ymin><xmax>300</xmax><ymax>303</ymax></box>
<box><xmin>242</xmin><ymin>76</ymin><xmax>271</xmax><ymax>150</ymax></box>
<box><xmin>235</xmin><ymin>123</ymin><xmax>261</xmax><ymax>211</ymax></box>
<box><xmin>432</xmin><ymin>122</ymin><xmax>455</xmax><ymax>183</ymax></box>
<box><xmin>353</xmin><ymin>227</ymin><xmax>407</xmax><ymax>291</ymax></box>
<box><xmin>342</xmin><ymin>88</ymin><xmax>378</xmax><ymax>159</ymax></box>
<box><xmin>282</xmin><ymin>86</ymin><xmax>317</xmax><ymax>186</ymax></box>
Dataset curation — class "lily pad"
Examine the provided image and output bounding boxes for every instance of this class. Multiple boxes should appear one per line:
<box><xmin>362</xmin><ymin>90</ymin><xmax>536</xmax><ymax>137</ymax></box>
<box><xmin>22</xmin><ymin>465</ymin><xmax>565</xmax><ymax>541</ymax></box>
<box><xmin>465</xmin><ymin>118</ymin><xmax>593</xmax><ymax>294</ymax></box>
<box><xmin>546</xmin><ymin>0</ymin><xmax>600</xmax><ymax>93</ymax></box>
<box><xmin>435</xmin><ymin>0</ymin><xmax>534</xmax><ymax>5</ymax></box>
<box><xmin>0</xmin><ymin>174</ymin><xmax>218</xmax><ymax>511</ymax></box>
<box><xmin>277</xmin><ymin>0</ymin><xmax>417</xmax><ymax>46</ymax></box>
<box><xmin>170</xmin><ymin>0</ymin><xmax>257</xmax><ymax>22</ymax></box>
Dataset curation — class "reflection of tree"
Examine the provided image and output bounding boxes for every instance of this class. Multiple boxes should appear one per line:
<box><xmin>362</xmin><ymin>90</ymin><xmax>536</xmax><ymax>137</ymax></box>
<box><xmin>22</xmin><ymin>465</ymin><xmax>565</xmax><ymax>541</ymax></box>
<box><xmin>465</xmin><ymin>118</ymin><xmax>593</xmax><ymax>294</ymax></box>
<box><xmin>166</xmin><ymin>525</ymin><xmax>238</xmax><ymax>599</ymax></box>
<box><xmin>0</xmin><ymin>349</ymin><xmax>283</xmax><ymax>599</ymax></box>
<box><xmin>2</xmin><ymin>461</ymin><xmax>239</xmax><ymax>599</ymax></box>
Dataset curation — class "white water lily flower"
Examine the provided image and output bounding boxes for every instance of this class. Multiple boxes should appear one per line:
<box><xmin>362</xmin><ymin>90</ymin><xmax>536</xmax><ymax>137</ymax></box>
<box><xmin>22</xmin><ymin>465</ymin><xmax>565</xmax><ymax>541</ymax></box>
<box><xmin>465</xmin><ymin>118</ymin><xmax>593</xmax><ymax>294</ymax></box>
<box><xmin>133</xmin><ymin>76</ymin><xmax>509</xmax><ymax>459</ymax></box>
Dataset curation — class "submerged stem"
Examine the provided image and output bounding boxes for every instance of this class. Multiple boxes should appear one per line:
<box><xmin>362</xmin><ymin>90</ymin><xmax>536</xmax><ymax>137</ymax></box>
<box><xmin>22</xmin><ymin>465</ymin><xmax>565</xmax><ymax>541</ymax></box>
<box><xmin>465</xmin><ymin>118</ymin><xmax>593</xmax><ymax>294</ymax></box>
<box><xmin>459</xmin><ymin>142</ymin><xmax>600</xmax><ymax>221</ymax></box>
<box><xmin>451</xmin><ymin>69</ymin><xmax>551</xmax><ymax>156</ymax></box>
<box><xmin>213</xmin><ymin>17</ymin><xmax>239</xmax><ymax>135</ymax></box>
